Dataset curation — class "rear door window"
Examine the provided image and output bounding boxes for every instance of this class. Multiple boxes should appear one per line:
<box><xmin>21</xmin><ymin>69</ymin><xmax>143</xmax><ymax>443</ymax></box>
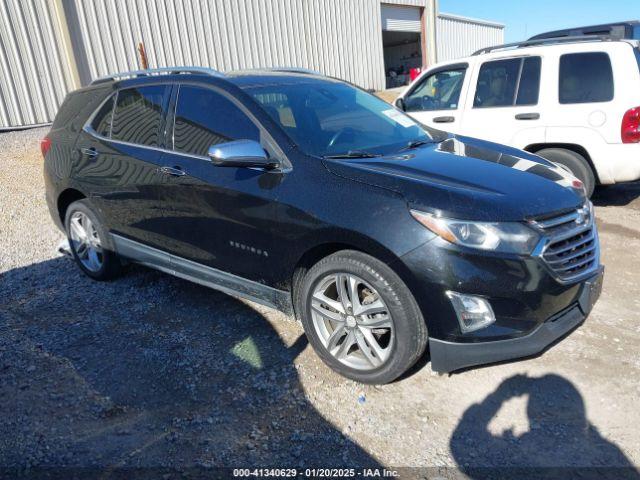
<box><xmin>474</xmin><ymin>57</ymin><xmax>541</xmax><ymax>108</ymax></box>
<box><xmin>111</xmin><ymin>85</ymin><xmax>171</xmax><ymax>147</ymax></box>
<box><xmin>516</xmin><ymin>57</ymin><xmax>542</xmax><ymax>105</ymax></box>
<box><xmin>559</xmin><ymin>52</ymin><xmax>614</xmax><ymax>104</ymax></box>
<box><xmin>173</xmin><ymin>85</ymin><xmax>260</xmax><ymax>157</ymax></box>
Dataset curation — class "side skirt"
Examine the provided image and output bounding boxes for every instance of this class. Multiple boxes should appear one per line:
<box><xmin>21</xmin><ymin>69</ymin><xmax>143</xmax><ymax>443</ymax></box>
<box><xmin>112</xmin><ymin>234</ymin><xmax>294</xmax><ymax>316</ymax></box>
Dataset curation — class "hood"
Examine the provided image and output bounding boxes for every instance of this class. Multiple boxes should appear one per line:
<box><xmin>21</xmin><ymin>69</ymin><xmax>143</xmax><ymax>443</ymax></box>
<box><xmin>322</xmin><ymin>135</ymin><xmax>586</xmax><ymax>222</ymax></box>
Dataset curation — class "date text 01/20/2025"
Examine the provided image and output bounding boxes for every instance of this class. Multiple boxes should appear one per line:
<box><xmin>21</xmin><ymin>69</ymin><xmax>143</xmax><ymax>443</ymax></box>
<box><xmin>232</xmin><ymin>468</ymin><xmax>399</xmax><ymax>477</ymax></box>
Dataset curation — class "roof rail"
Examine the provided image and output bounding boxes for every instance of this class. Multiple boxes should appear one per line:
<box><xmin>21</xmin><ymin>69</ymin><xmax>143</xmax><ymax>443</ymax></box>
<box><xmin>90</xmin><ymin>66</ymin><xmax>225</xmax><ymax>86</ymax></box>
<box><xmin>263</xmin><ymin>67</ymin><xmax>323</xmax><ymax>75</ymax></box>
<box><xmin>472</xmin><ymin>35</ymin><xmax>615</xmax><ymax>56</ymax></box>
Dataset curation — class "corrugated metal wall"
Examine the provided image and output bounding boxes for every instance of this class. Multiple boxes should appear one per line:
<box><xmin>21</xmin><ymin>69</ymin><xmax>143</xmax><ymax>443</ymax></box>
<box><xmin>1</xmin><ymin>0</ymin><xmax>437</xmax><ymax>129</ymax></box>
<box><xmin>436</xmin><ymin>13</ymin><xmax>504</xmax><ymax>62</ymax></box>
<box><xmin>0</xmin><ymin>0</ymin><xmax>74</xmax><ymax>129</ymax></box>
<box><xmin>69</xmin><ymin>0</ymin><xmax>398</xmax><ymax>92</ymax></box>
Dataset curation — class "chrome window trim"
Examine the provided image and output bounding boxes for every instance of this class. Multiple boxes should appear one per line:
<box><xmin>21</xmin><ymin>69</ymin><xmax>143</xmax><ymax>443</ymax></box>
<box><xmin>172</xmin><ymin>84</ymin><xmax>180</xmax><ymax>151</ymax></box>
<box><xmin>83</xmin><ymin>82</ymin><xmax>291</xmax><ymax>172</ymax></box>
<box><xmin>82</xmin><ymin>123</ymin><xmax>222</xmax><ymax>162</ymax></box>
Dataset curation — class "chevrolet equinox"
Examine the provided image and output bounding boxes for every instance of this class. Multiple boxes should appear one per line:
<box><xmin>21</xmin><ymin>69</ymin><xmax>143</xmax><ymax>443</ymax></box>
<box><xmin>42</xmin><ymin>67</ymin><xmax>604</xmax><ymax>384</ymax></box>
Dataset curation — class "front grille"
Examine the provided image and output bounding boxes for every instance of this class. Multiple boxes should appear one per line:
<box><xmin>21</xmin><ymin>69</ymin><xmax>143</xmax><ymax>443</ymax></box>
<box><xmin>543</xmin><ymin>228</ymin><xmax>597</xmax><ymax>278</ymax></box>
<box><xmin>531</xmin><ymin>203</ymin><xmax>599</xmax><ymax>282</ymax></box>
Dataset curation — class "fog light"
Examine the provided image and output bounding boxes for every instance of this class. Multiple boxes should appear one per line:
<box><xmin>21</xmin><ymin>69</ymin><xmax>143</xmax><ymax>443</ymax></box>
<box><xmin>446</xmin><ymin>291</ymin><xmax>496</xmax><ymax>333</ymax></box>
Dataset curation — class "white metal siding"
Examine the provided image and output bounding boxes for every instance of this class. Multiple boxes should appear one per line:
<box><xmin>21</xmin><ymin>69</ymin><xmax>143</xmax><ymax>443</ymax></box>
<box><xmin>0</xmin><ymin>0</ymin><xmax>73</xmax><ymax>128</ymax></box>
<box><xmin>381</xmin><ymin>4</ymin><xmax>422</xmax><ymax>32</ymax></box>
<box><xmin>70</xmin><ymin>0</ymin><xmax>395</xmax><ymax>92</ymax></box>
<box><xmin>1</xmin><ymin>0</ymin><xmax>436</xmax><ymax>128</ymax></box>
<box><xmin>437</xmin><ymin>13</ymin><xmax>504</xmax><ymax>62</ymax></box>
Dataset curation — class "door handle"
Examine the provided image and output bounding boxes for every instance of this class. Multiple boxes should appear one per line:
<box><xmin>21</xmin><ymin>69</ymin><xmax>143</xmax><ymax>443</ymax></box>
<box><xmin>515</xmin><ymin>113</ymin><xmax>540</xmax><ymax>120</ymax></box>
<box><xmin>80</xmin><ymin>147</ymin><xmax>99</xmax><ymax>159</ymax></box>
<box><xmin>159</xmin><ymin>166</ymin><xmax>186</xmax><ymax>176</ymax></box>
<box><xmin>433</xmin><ymin>116</ymin><xmax>455</xmax><ymax>123</ymax></box>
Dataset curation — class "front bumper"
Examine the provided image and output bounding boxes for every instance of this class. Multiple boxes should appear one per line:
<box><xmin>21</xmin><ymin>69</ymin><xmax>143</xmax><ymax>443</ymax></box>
<box><xmin>429</xmin><ymin>267</ymin><xmax>603</xmax><ymax>373</ymax></box>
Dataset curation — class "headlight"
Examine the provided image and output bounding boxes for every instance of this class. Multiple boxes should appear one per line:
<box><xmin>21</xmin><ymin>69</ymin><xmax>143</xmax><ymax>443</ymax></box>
<box><xmin>410</xmin><ymin>210</ymin><xmax>540</xmax><ymax>254</ymax></box>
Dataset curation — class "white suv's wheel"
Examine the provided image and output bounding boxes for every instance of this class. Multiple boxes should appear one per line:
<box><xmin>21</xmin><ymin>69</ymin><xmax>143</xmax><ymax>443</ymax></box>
<box><xmin>536</xmin><ymin>148</ymin><xmax>596</xmax><ymax>197</ymax></box>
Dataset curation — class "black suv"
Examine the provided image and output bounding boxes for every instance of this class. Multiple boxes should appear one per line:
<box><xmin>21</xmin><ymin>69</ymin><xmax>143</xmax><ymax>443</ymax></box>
<box><xmin>43</xmin><ymin>67</ymin><xmax>603</xmax><ymax>384</ymax></box>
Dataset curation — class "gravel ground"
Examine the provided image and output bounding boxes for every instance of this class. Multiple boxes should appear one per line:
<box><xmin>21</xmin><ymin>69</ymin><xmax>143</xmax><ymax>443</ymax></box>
<box><xmin>1</xmin><ymin>126</ymin><xmax>639</xmax><ymax>478</ymax></box>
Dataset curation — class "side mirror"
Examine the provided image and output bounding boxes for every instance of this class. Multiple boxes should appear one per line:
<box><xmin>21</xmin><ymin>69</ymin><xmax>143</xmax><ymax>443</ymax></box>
<box><xmin>394</xmin><ymin>97</ymin><xmax>406</xmax><ymax>111</ymax></box>
<box><xmin>208</xmin><ymin>140</ymin><xmax>279</xmax><ymax>169</ymax></box>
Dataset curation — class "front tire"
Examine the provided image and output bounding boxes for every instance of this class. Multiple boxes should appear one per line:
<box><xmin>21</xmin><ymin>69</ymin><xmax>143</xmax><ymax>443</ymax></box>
<box><xmin>65</xmin><ymin>199</ymin><xmax>122</xmax><ymax>281</ymax></box>
<box><xmin>296</xmin><ymin>250</ymin><xmax>427</xmax><ymax>384</ymax></box>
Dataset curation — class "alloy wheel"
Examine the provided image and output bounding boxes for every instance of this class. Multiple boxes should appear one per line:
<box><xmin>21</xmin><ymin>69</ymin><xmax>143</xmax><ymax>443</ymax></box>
<box><xmin>68</xmin><ymin>211</ymin><xmax>104</xmax><ymax>272</ymax></box>
<box><xmin>310</xmin><ymin>273</ymin><xmax>394</xmax><ymax>370</ymax></box>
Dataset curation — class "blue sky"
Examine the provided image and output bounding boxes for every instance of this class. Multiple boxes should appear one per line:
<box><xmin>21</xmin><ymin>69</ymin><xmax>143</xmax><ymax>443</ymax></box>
<box><xmin>439</xmin><ymin>0</ymin><xmax>639</xmax><ymax>43</ymax></box>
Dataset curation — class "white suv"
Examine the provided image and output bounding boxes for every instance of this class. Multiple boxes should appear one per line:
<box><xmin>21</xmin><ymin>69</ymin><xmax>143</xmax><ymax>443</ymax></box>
<box><xmin>395</xmin><ymin>37</ymin><xmax>640</xmax><ymax>196</ymax></box>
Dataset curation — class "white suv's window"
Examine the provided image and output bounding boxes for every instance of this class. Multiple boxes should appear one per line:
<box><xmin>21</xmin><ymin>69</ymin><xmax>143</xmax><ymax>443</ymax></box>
<box><xmin>559</xmin><ymin>52</ymin><xmax>614</xmax><ymax>104</ymax></box>
<box><xmin>404</xmin><ymin>67</ymin><xmax>467</xmax><ymax>112</ymax></box>
<box><xmin>473</xmin><ymin>57</ymin><xmax>541</xmax><ymax>108</ymax></box>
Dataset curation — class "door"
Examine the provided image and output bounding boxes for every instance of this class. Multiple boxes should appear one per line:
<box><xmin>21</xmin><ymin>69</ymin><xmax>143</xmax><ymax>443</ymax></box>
<box><xmin>158</xmin><ymin>83</ymin><xmax>284</xmax><ymax>282</ymax></box>
<box><xmin>402</xmin><ymin>63</ymin><xmax>468</xmax><ymax>132</ymax></box>
<box><xmin>74</xmin><ymin>84</ymin><xmax>174</xmax><ymax>252</ymax></box>
<box><xmin>458</xmin><ymin>56</ymin><xmax>544</xmax><ymax>146</ymax></box>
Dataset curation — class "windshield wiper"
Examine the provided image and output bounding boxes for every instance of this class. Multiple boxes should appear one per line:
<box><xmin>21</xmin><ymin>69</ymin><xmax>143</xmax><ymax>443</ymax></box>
<box><xmin>399</xmin><ymin>138</ymin><xmax>434</xmax><ymax>151</ymax></box>
<box><xmin>323</xmin><ymin>150</ymin><xmax>382</xmax><ymax>159</ymax></box>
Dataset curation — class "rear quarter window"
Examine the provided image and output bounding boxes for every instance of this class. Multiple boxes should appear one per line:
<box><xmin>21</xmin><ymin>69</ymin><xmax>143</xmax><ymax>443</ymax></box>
<box><xmin>90</xmin><ymin>95</ymin><xmax>115</xmax><ymax>137</ymax></box>
<box><xmin>559</xmin><ymin>52</ymin><xmax>614</xmax><ymax>104</ymax></box>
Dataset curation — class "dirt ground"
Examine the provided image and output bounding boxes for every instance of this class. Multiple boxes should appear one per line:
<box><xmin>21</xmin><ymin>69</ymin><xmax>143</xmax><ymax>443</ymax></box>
<box><xmin>1</xmin><ymin>127</ymin><xmax>639</xmax><ymax>478</ymax></box>
<box><xmin>375</xmin><ymin>88</ymin><xmax>404</xmax><ymax>104</ymax></box>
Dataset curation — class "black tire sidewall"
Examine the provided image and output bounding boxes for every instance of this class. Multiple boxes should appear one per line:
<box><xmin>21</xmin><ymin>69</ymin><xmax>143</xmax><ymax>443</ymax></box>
<box><xmin>536</xmin><ymin>148</ymin><xmax>595</xmax><ymax>197</ymax></box>
<box><xmin>64</xmin><ymin>199</ymin><xmax>120</xmax><ymax>280</ymax></box>
<box><xmin>297</xmin><ymin>250</ymin><xmax>427</xmax><ymax>384</ymax></box>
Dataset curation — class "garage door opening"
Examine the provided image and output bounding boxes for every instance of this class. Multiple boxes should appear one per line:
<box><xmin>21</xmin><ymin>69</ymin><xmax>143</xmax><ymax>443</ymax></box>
<box><xmin>383</xmin><ymin>31</ymin><xmax>422</xmax><ymax>88</ymax></box>
<box><xmin>381</xmin><ymin>4</ymin><xmax>424</xmax><ymax>89</ymax></box>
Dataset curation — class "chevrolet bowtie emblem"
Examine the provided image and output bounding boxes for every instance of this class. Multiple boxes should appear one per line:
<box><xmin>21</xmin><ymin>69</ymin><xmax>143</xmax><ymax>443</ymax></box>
<box><xmin>575</xmin><ymin>207</ymin><xmax>589</xmax><ymax>225</ymax></box>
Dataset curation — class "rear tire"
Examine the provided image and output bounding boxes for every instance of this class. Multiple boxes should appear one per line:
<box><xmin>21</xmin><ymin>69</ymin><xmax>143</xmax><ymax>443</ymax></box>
<box><xmin>535</xmin><ymin>148</ymin><xmax>595</xmax><ymax>198</ymax></box>
<box><xmin>295</xmin><ymin>250</ymin><xmax>427</xmax><ymax>384</ymax></box>
<box><xmin>64</xmin><ymin>199</ymin><xmax>122</xmax><ymax>281</ymax></box>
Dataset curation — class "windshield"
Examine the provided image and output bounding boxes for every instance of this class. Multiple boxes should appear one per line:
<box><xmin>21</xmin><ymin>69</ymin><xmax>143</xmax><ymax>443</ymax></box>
<box><xmin>245</xmin><ymin>80</ymin><xmax>432</xmax><ymax>157</ymax></box>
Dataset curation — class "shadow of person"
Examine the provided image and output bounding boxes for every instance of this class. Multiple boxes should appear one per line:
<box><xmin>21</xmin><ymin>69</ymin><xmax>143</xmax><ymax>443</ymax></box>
<box><xmin>1</xmin><ymin>257</ymin><xmax>380</xmax><ymax>474</ymax></box>
<box><xmin>450</xmin><ymin>374</ymin><xmax>639</xmax><ymax>480</ymax></box>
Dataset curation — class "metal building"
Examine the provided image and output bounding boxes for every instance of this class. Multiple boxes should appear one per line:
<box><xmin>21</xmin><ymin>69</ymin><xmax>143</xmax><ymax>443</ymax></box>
<box><xmin>437</xmin><ymin>13</ymin><xmax>505</xmax><ymax>62</ymax></box>
<box><xmin>0</xmin><ymin>0</ymin><xmax>501</xmax><ymax>130</ymax></box>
